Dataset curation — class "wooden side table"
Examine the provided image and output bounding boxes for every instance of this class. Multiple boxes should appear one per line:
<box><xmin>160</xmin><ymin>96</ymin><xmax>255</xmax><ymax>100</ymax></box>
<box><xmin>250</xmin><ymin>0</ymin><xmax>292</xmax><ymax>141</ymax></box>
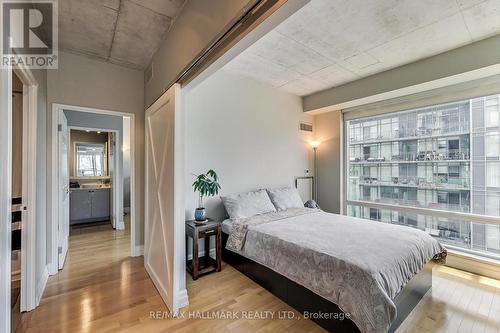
<box><xmin>185</xmin><ymin>219</ymin><xmax>221</xmax><ymax>280</ymax></box>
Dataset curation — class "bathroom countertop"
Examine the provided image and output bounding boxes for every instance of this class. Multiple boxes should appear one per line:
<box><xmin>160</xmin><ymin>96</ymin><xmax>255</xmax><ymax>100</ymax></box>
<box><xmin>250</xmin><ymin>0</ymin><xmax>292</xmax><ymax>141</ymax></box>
<box><xmin>70</xmin><ymin>187</ymin><xmax>111</xmax><ymax>191</ymax></box>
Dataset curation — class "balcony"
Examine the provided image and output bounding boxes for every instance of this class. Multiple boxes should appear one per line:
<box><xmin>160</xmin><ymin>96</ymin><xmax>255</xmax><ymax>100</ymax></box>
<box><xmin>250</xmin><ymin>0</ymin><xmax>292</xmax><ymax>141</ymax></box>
<box><xmin>348</xmin><ymin>203</ymin><xmax>500</xmax><ymax>260</ymax></box>
<box><xmin>349</xmin><ymin>126</ymin><xmax>470</xmax><ymax>145</ymax></box>
<box><xmin>354</xmin><ymin>196</ymin><xmax>471</xmax><ymax>213</ymax></box>
<box><xmin>349</xmin><ymin>149</ymin><xmax>470</xmax><ymax>164</ymax></box>
<box><xmin>352</xmin><ymin>176</ymin><xmax>470</xmax><ymax>190</ymax></box>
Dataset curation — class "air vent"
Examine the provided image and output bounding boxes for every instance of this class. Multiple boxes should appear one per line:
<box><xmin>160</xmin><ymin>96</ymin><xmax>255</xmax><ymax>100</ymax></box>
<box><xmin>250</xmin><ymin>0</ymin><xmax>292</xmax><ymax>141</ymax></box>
<box><xmin>300</xmin><ymin>122</ymin><xmax>313</xmax><ymax>132</ymax></box>
<box><xmin>145</xmin><ymin>62</ymin><xmax>153</xmax><ymax>84</ymax></box>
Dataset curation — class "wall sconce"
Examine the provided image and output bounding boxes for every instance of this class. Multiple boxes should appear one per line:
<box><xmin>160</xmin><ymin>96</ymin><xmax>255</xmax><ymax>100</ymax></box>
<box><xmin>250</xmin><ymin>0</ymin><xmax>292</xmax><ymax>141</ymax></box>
<box><xmin>310</xmin><ymin>140</ymin><xmax>321</xmax><ymax>149</ymax></box>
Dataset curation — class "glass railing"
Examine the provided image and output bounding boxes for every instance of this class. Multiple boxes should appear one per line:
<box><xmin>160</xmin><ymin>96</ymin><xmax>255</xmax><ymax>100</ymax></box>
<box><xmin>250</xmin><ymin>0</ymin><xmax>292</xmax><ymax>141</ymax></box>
<box><xmin>350</xmin><ymin>150</ymin><xmax>470</xmax><ymax>163</ymax></box>
<box><xmin>351</xmin><ymin>197</ymin><xmax>470</xmax><ymax>213</ymax></box>
<box><xmin>348</xmin><ymin>125</ymin><xmax>470</xmax><ymax>143</ymax></box>
<box><xmin>352</xmin><ymin>176</ymin><xmax>470</xmax><ymax>189</ymax></box>
<box><xmin>347</xmin><ymin>204</ymin><xmax>499</xmax><ymax>260</ymax></box>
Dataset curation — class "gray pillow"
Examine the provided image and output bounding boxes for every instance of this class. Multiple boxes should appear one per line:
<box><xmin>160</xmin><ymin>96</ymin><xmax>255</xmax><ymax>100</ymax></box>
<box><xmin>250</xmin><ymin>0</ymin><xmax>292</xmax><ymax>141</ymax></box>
<box><xmin>267</xmin><ymin>187</ymin><xmax>304</xmax><ymax>211</ymax></box>
<box><xmin>221</xmin><ymin>189</ymin><xmax>276</xmax><ymax>219</ymax></box>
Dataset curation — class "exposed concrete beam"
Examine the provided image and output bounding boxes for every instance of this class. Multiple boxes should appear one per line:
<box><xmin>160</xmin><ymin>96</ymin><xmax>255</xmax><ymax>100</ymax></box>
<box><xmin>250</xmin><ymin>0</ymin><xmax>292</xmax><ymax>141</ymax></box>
<box><xmin>107</xmin><ymin>0</ymin><xmax>122</xmax><ymax>61</ymax></box>
<box><xmin>303</xmin><ymin>34</ymin><xmax>500</xmax><ymax>113</ymax></box>
<box><xmin>144</xmin><ymin>0</ymin><xmax>257</xmax><ymax>107</ymax></box>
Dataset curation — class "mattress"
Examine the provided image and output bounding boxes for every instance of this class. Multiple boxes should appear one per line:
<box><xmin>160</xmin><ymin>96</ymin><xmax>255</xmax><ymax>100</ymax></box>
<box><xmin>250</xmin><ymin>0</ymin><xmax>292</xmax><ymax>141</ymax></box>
<box><xmin>224</xmin><ymin>208</ymin><xmax>445</xmax><ymax>333</ymax></box>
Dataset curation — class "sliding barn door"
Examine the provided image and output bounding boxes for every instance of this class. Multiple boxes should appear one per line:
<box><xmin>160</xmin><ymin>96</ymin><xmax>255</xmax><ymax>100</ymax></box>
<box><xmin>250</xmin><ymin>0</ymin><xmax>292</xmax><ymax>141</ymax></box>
<box><xmin>144</xmin><ymin>84</ymin><xmax>185</xmax><ymax>314</ymax></box>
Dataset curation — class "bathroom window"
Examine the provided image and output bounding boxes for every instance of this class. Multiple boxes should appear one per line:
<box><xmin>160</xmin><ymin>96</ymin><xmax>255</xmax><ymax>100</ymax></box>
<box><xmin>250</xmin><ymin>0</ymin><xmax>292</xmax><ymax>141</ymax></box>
<box><xmin>76</xmin><ymin>143</ymin><xmax>107</xmax><ymax>177</ymax></box>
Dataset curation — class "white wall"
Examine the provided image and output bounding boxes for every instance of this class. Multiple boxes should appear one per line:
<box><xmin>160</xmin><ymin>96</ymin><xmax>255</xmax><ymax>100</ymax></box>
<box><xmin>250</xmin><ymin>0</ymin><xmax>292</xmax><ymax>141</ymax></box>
<box><xmin>183</xmin><ymin>70</ymin><xmax>314</xmax><ymax>221</ymax></box>
<box><xmin>47</xmin><ymin>51</ymin><xmax>144</xmax><ymax>253</ymax></box>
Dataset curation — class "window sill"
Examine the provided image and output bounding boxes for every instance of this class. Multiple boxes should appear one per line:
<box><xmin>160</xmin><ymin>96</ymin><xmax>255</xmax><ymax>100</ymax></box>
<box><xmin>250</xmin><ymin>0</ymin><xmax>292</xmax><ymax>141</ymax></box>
<box><xmin>445</xmin><ymin>248</ymin><xmax>500</xmax><ymax>280</ymax></box>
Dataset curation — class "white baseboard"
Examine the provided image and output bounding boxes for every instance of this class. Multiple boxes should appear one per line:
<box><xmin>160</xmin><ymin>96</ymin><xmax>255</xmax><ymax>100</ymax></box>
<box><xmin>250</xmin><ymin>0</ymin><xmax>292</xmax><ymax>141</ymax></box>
<box><xmin>47</xmin><ymin>262</ymin><xmax>58</xmax><ymax>276</ymax></box>
<box><xmin>132</xmin><ymin>245</ymin><xmax>144</xmax><ymax>257</ymax></box>
<box><xmin>36</xmin><ymin>266</ymin><xmax>49</xmax><ymax>306</ymax></box>
<box><xmin>176</xmin><ymin>288</ymin><xmax>189</xmax><ymax>310</ymax></box>
<box><xmin>116</xmin><ymin>220</ymin><xmax>125</xmax><ymax>230</ymax></box>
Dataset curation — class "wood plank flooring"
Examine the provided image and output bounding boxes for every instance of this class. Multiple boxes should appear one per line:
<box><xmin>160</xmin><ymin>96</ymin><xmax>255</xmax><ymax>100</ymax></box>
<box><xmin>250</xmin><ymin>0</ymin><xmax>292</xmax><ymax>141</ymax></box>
<box><xmin>17</xmin><ymin>218</ymin><xmax>500</xmax><ymax>333</ymax></box>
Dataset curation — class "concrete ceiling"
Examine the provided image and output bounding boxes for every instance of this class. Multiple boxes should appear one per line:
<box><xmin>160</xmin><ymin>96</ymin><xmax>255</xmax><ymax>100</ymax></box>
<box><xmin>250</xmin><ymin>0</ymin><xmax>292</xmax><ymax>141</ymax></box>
<box><xmin>60</xmin><ymin>0</ymin><xmax>186</xmax><ymax>69</ymax></box>
<box><xmin>224</xmin><ymin>0</ymin><xmax>500</xmax><ymax>96</ymax></box>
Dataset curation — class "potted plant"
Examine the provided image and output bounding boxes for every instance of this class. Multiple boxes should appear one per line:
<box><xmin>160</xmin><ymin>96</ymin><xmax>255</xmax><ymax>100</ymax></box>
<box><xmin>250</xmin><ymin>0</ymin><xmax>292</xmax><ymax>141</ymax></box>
<box><xmin>192</xmin><ymin>169</ymin><xmax>221</xmax><ymax>222</ymax></box>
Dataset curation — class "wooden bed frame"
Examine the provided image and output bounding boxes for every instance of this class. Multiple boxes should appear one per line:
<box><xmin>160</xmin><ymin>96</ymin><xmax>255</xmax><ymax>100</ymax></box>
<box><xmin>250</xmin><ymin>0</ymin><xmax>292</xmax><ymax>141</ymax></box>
<box><xmin>222</xmin><ymin>233</ymin><xmax>432</xmax><ymax>333</ymax></box>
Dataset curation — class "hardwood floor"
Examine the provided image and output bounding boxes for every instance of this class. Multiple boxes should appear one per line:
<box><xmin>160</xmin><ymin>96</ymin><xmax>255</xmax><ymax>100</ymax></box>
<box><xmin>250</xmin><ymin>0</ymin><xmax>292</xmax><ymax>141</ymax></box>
<box><xmin>17</xmin><ymin>218</ymin><xmax>500</xmax><ymax>333</ymax></box>
<box><xmin>397</xmin><ymin>265</ymin><xmax>500</xmax><ymax>333</ymax></box>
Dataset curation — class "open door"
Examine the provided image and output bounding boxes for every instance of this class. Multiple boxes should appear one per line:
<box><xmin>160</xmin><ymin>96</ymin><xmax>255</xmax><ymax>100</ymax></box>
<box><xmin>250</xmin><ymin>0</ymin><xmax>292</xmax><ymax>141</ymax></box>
<box><xmin>58</xmin><ymin>112</ymin><xmax>69</xmax><ymax>270</ymax></box>
<box><xmin>144</xmin><ymin>84</ymin><xmax>186</xmax><ymax>314</ymax></box>
<box><xmin>108</xmin><ymin>133</ymin><xmax>116</xmax><ymax>229</ymax></box>
<box><xmin>108</xmin><ymin>132</ymin><xmax>124</xmax><ymax>230</ymax></box>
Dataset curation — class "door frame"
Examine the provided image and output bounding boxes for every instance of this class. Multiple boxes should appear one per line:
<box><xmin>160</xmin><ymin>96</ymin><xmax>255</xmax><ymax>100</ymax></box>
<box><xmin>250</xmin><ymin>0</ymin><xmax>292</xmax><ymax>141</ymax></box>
<box><xmin>0</xmin><ymin>63</ymin><xmax>39</xmax><ymax>332</ymax></box>
<box><xmin>0</xmin><ymin>63</ymin><xmax>12</xmax><ymax>333</ymax></box>
<box><xmin>67</xmin><ymin>125</ymin><xmax>122</xmax><ymax>230</ymax></box>
<box><xmin>49</xmin><ymin>104</ymin><xmax>138</xmax><ymax>276</ymax></box>
<box><xmin>15</xmin><ymin>67</ymin><xmax>39</xmax><ymax>312</ymax></box>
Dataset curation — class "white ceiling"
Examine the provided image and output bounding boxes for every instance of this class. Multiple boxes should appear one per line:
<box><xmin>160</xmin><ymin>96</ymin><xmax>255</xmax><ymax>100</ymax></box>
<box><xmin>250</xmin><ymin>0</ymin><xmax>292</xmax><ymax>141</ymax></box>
<box><xmin>224</xmin><ymin>0</ymin><xmax>500</xmax><ymax>96</ymax></box>
<box><xmin>60</xmin><ymin>0</ymin><xmax>186</xmax><ymax>69</ymax></box>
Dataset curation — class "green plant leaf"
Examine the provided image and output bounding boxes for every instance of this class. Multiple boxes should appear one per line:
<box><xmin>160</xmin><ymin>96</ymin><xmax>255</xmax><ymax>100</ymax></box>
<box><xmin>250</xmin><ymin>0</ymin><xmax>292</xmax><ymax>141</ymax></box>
<box><xmin>192</xmin><ymin>169</ymin><xmax>221</xmax><ymax>197</ymax></box>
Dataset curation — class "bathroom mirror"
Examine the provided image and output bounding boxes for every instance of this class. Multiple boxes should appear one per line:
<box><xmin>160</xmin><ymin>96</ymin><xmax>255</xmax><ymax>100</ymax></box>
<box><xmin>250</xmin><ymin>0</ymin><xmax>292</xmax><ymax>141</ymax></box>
<box><xmin>75</xmin><ymin>142</ymin><xmax>108</xmax><ymax>177</ymax></box>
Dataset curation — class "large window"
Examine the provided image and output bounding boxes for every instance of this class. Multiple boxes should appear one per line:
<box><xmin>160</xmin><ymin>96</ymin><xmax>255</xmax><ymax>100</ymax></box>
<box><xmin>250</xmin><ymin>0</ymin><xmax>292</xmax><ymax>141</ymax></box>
<box><xmin>345</xmin><ymin>94</ymin><xmax>500</xmax><ymax>260</ymax></box>
<box><xmin>75</xmin><ymin>143</ymin><xmax>107</xmax><ymax>177</ymax></box>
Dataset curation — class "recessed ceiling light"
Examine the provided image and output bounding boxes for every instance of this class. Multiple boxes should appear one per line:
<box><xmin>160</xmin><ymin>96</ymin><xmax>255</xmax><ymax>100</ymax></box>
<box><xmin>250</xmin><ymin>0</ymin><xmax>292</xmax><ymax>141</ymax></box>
<box><xmin>85</xmin><ymin>130</ymin><xmax>90</xmax><ymax>133</ymax></box>
<box><xmin>97</xmin><ymin>131</ymin><xmax>101</xmax><ymax>134</ymax></box>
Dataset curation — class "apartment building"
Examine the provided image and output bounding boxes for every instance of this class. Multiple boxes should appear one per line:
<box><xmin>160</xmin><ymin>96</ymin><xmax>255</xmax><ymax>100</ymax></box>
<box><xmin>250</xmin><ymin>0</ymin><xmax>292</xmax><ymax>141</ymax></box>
<box><xmin>347</xmin><ymin>94</ymin><xmax>500</xmax><ymax>259</ymax></box>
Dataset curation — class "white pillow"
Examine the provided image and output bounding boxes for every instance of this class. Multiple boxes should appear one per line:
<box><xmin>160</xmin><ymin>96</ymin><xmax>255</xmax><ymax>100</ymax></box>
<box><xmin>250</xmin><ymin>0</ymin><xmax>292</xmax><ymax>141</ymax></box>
<box><xmin>221</xmin><ymin>189</ymin><xmax>277</xmax><ymax>219</ymax></box>
<box><xmin>267</xmin><ymin>187</ymin><xmax>304</xmax><ymax>211</ymax></box>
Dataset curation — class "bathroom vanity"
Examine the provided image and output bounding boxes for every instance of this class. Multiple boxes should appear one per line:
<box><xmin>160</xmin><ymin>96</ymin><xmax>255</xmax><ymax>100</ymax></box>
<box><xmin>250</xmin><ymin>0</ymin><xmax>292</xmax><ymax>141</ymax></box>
<box><xmin>70</xmin><ymin>187</ymin><xmax>110</xmax><ymax>224</ymax></box>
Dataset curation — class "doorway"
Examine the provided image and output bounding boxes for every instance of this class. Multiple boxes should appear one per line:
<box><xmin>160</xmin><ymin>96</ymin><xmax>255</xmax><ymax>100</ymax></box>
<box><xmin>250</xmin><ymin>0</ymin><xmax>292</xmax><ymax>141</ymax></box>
<box><xmin>0</xmin><ymin>65</ymin><xmax>39</xmax><ymax>333</ymax></box>
<box><xmin>50</xmin><ymin>104</ymin><xmax>137</xmax><ymax>274</ymax></box>
<box><xmin>68</xmin><ymin>128</ymin><xmax>118</xmax><ymax>232</ymax></box>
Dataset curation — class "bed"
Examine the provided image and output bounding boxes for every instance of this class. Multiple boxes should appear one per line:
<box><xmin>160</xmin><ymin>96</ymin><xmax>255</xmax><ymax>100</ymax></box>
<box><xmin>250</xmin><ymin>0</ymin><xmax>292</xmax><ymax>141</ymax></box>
<box><xmin>220</xmin><ymin>199</ymin><xmax>446</xmax><ymax>333</ymax></box>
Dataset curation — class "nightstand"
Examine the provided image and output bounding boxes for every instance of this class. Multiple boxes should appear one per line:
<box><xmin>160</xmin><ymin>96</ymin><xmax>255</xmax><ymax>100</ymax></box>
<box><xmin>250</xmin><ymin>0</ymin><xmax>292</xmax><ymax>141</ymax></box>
<box><xmin>185</xmin><ymin>219</ymin><xmax>221</xmax><ymax>280</ymax></box>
